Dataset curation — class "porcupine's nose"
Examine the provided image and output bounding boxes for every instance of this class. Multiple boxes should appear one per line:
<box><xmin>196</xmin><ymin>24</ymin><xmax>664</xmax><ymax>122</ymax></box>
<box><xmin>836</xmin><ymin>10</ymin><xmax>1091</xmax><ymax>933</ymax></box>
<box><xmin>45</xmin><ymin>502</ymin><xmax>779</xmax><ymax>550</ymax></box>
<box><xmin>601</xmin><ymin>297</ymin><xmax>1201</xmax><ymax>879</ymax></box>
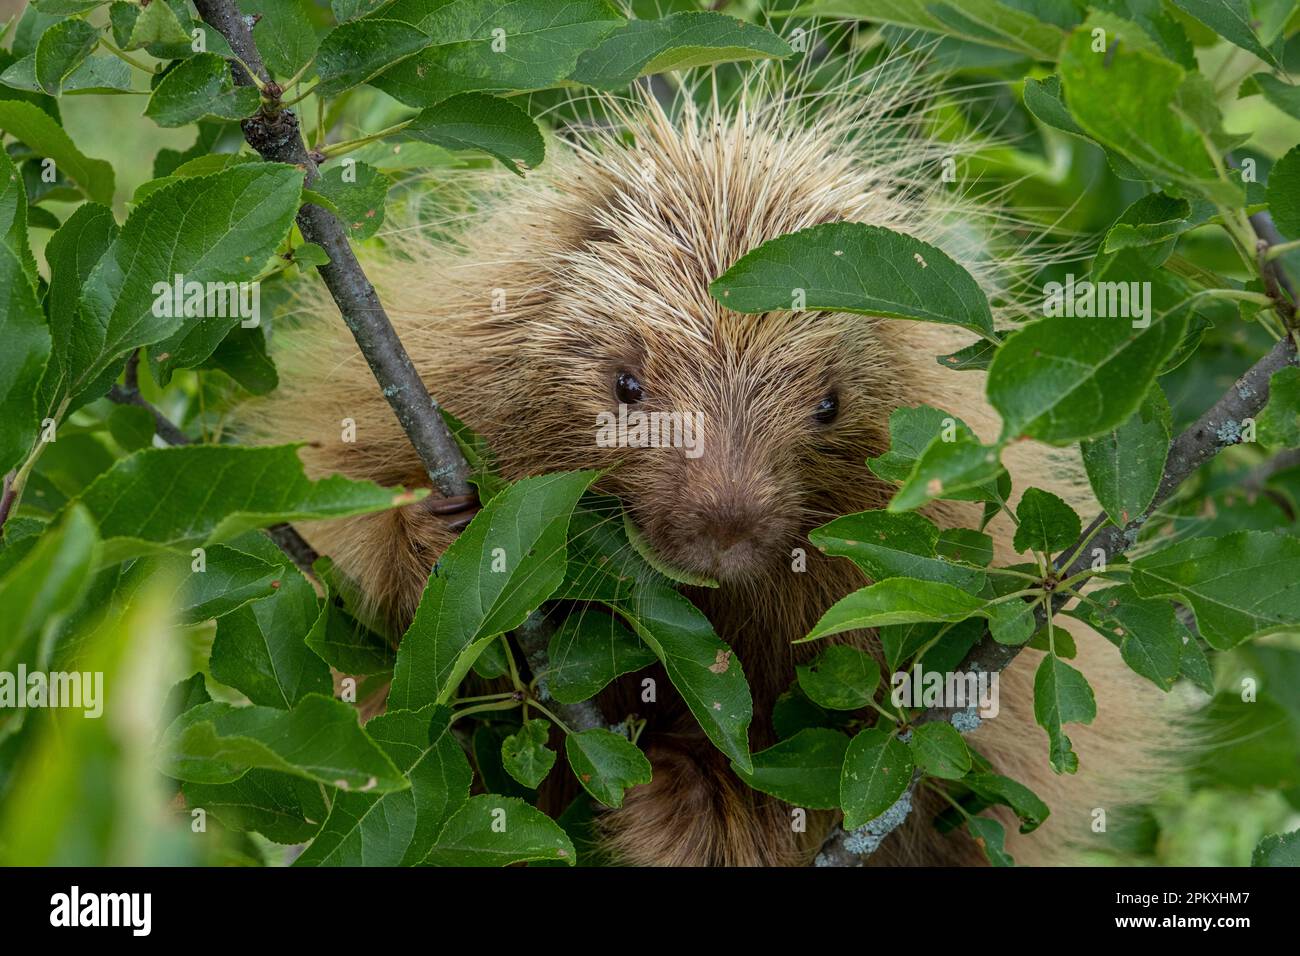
<box><xmin>701</xmin><ymin>502</ymin><xmax>755</xmax><ymax>551</ymax></box>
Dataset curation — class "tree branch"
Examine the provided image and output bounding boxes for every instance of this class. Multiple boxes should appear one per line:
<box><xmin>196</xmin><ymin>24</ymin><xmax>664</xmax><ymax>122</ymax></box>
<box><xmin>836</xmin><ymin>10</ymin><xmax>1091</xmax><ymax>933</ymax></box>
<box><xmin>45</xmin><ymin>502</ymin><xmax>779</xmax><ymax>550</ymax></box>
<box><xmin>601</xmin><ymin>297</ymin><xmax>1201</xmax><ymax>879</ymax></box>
<box><xmin>192</xmin><ymin>0</ymin><xmax>472</xmax><ymax>500</ymax></box>
<box><xmin>191</xmin><ymin>1</ymin><xmax>598</xmax><ymax>732</ymax></box>
<box><xmin>513</xmin><ymin>611</ymin><xmax>610</xmax><ymax>733</ymax></box>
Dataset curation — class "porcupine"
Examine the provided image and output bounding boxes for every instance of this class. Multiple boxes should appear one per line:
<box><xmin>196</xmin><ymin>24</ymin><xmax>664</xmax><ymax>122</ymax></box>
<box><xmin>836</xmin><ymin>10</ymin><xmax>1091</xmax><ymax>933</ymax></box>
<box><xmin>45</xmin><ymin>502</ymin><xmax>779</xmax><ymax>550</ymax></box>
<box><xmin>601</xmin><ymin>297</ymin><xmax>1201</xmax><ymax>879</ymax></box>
<box><xmin>255</xmin><ymin>50</ymin><xmax>1177</xmax><ymax>866</ymax></box>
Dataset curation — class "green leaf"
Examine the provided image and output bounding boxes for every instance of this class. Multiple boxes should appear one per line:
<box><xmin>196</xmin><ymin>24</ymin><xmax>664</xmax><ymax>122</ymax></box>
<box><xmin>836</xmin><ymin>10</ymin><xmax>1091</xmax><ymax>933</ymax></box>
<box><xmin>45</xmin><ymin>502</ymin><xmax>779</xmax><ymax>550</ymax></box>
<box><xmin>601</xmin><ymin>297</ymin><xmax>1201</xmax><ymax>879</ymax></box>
<box><xmin>936</xmin><ymin>528</ymin><xmax>994</xmax><ymax>567</ymax></box>
<box><xmin>184</xmin><ymin>771</ymin><xmax>328</xmax><ymax>845</ymax></box>
<box><xmin>795</xmin><ymin>645</ymin><xmax>880</xmax><ymax>711</ymax></box>
<box><xmin>806</xmin><ymin>578</ymin><xmax>989</xmax><ymax>642</ymax></box>
<box><xmin>31</xmin><ymin>0</ymin><xmax>109</xmax><ymax>12</ymax></box>
<box><xmin>1129</xmin><ymin>531</ymin><xmax>1300</xmax><ymax>649</ymax></box>
<box><xmin>987</xmin><ymin>597</ymin><xmax>1038</xmax><ymax>646</ymax></box>
<box><xmin>173</xmin><ymin>543</ymin><xmax>286</xmax><ymax>624</ymax></box>
<box><xmin>840</xmin><ymin>727</ymin><xmax>912</xmax><ymax>829</ymax></box>
<box><xmin>404</xmin><ymin>92</ymin><xmax>545</xmax><ymax>176</ymax></box>
<box><xmin>986</xmin><ymin>254</ymin><xmax>1190</xmax><ymax>444</ymax></box>
<box><xmin>314</xmin><ymin>18</ymin><xmax>431</xmax><ymax>97</ymax></box>
<box><xmin>867</xmin><ymin>405</ymin><xmax>1001</xmax><ymax>504</ymax></box>
<box><xmin>1023</xmin><ymin>74</ymin><xmax>1084</xmax><ymax>135</ymax></box>
<box><xmin>936</xmin><ymin>335</ymin><xmax>1001</xmax><ymax>372</ymax></box>
<box><xmin>243</xmin><ymin>0</ymin><xmax>318</xmax><ymax>79</ymax></box>
<box><xmin>553</xmin><ymin>500</ymin><xmax>753</xmax><ymax>769</ymax></box>
<box><xmin>33</xmin><ymin>16</ymin><xmax>98</xmax><ymax>95</ymax></box>
<box><xmin>144</xmin><ymin>52</ymin><xmax>260</xmax><ymax>127</ymax></box>
<box><xmin>1012</xmin><ymin>487</ymin><xmax>1081</xmax><ymax>555</ymax></box>
<box><xmin>966</xmin><ymin>815</ymin><xmax>1014</xmax><ymax>866</ymax></box>
<box><xmin>0</xmin><ymin>147</ymin><xmax>38</xmax><ymax>291</ymax></box>
<box><xmin>1033</xmin><ymin>654</ymin><xmax>1096</xmax><ymax>774</ymax></box>
<box><xmin>1267</xmin><ymin>145</ymin><xmax>1300</xmax><ymax>244</ymax></box>
<box><xmin>373</xmin><ymin>0</ymin><xmax>625</xmax><ymax>107</ymax></box>
<box><xmin>122</xmin><ymin>0</ymin><xmax>191</xmax><ymax>49</ymax></box>
<box><xmin>1240</xmin><ymin>73</ymin><xmax>1300</xmax><ymax>122</ymax></box>
<box><xmin>304</xmin><ymin>583</ymin><xmax>395</xmax><ymax>677</ymax></box>
<box><xmin>0</xmin><ymin>100</ymin><xmax>114</xmax><ymax>203</ymax></box>
<box><xmin>1081</xmin><ymin>385</ymin><xmax>1172</xmax><ymax>526</ymax></box>
<box><xmin>1170</xmin><ymin>0</ymin><xmax>1281</xmax><ymax>68</ymax></box>
<box><xmin>39</xmin><ymin>201</ymin><xmax>116</xmax><ymax>418</ymax></box>
<box><xmin>0</xmin><ymin>505</ymin><xmax>99</xmax><ymax>676</ymax></box>
<box><xmin>160</xmin><ymin>693</ymin><xmax>408</xmax><ymax>792</ymax></box>
<box><xmin>809</xmin><ymin>510</ymin><xmax>986</xmax><ymax>591</ymax></box>
<box><xmin>209</xmin><ymin>541</ymin><xmax>333</xmax><ymax>709</ymax></box>
<box><xmin>313</xmin><ymin>161</ymin><xmax>390</xmax><ymax>240</ymax></box>
<box><xmin>732</xmin><ymin>728</ymin><xmax>849</xmax><ymax>810</ymax></box>
<box><xmin>964</xmin><ymin>772</ymin><xmax>1049</xmax><ymax>833</ymax></box>
<box><xmin>786</xmin><ymin>0</ymin><xmax>1065</xmax><ymax>59</ymax></box>
<box><xmin>0</xmin><ymin>243</ymin><xmax>47</xmax><ymax>475</ymax></box>
<box><xmin>501</xmin><ymin>719</ymin><xmax>556</xmax><ymax>789</ymax></box>
<box><xmin>570</xmin><ymin>11</ymin><xmax>790</xmax><ymax>90</ymax></box>
<box><xmin>1058</xmin><ymin>12</ymin><xmax>1241</xmax><ymax>205</ymax></box>
<box><xmin>424</xmin><ymin>794</ymin><xmax>575</xmax><ymax>866</ymax></box>
<box><xmin>1258</xmin><ymin>366</ymin><xmax>1300</xmax><ymax>449</ymax></box>
<box><xmin>1178</xmin><ymin>629</ymin><xmax>1213</xmax><ymax>695</ymax></box>
<box><xmin>709</xmin><ymin>222</ymin><xmax>994</xmax><ymax>336</ymax></box>
<box><xmin>618</xmin><ymin>578</ymin><xmax>754</xmax><ymax>772</ymax></box>
<box><xmin>1097</xmin><ymin>192</ymin><xmax>1199</xmax><ymax>270</ymax></box>
<box><xmin>389</xmin><ymin>471</ymin><xmax>598</xmax><ymax>709</ymax></box>
<box><xmin>908</xmin><ymin>721</ymin><xmax>971</xmax><ymax>780</ymax></box>
<box><xmin>80</xmin><ymin>163</ymin><xmax>303</xmax><ymax>393</ymax></box>
<box><xmin>105</xmin><ymin>403</ymin><xmax>155</xmax><ymax>452</ymax></box>
<box><xmin>1079</xmin><ymin>584</ymin><xmax>1183</xmax><ymax>691</ymax></box>
<box><xmin>68</xmin><ymin>444</ymin><xmax>416</xmax><ymax>565</ymax></box>
<box><xmin>1022</xmin><ymin>73</ymin><xmax>1146</xmax><ymax>181</ymax></box>
<box><xmin>565</xmin><ymin>728</ymin><xmax>652</xmax><ymax>808</ymax></box>
<box><xmin>546</xmin><ymin>608</ymin><xmax>655</xmax><ymax>705</ymax></box>
<box><xmin>199</xmin><ymin>323</ymin><xmax>279</xmax><ymax>396</ymax></box>
<box><xmin>331</xmin><ymin>0</ymin><xmax>386</xmax><ymax>22</ymax></box>
<box><xmin>622</xmin><ymin>510</ymin><xmax>718</xmax><ymax>588</ymax></box>
<box><xmin>295</xmin><ymin>704</ymin><xmax>472</xmax><ymax>865</ymax></box>
<box><xmin>890</xmin><ymin>433</ymin><xmax>1006</xmax><ymax>512</ymax></box>
<box><xmin>1252</xmin><ymin>829</ymin><xmax>1300</xmax><ymax>867</ymax></box>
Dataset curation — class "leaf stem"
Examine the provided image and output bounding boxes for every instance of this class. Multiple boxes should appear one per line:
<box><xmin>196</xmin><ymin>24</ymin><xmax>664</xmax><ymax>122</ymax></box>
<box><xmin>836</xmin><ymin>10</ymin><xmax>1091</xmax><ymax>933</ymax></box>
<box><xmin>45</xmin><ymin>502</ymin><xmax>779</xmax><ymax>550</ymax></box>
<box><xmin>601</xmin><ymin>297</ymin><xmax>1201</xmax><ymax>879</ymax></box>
<box><xmin>450</xmin><ymin>699</ymin><xmax>521</xmax><ymax>724</ymax></box>
<box><xmin>1266</xmin><ymin>238</ymin><xmax>1300</xmax><ymax>261</ymax></box>
<box><xmin>525</xmin><ymin>699</ymin><xmax>573</xmax><ymax>736</ymax></box>
<box><xmin>318</xmin><ymin>120</ymin><xmax>413</xmax><ymax>159</ymax></box>
<box><xmin>280</xmin><ymin>81</ymin><xmax>319</xmax><ymax>108</ymax></box>
<box><xmin>97</xmin><ymin>37</ymin><xmax>156</xmax><ymax>74</ymax></box>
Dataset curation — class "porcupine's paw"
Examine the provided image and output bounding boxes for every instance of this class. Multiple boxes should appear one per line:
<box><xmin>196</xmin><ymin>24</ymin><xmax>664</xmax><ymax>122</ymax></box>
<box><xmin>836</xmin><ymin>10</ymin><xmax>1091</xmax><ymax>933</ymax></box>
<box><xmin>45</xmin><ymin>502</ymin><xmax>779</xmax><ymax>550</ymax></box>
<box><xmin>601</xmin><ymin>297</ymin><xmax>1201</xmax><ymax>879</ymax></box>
<box><xmin>423</xmin><ymin>491</ymin><xmax>481</xmax><ymax>532</ymax></box>
<box><xmin>593</xmin><ymin>734</ymin><xmax>812</xmax><ymax>867</ymax></box>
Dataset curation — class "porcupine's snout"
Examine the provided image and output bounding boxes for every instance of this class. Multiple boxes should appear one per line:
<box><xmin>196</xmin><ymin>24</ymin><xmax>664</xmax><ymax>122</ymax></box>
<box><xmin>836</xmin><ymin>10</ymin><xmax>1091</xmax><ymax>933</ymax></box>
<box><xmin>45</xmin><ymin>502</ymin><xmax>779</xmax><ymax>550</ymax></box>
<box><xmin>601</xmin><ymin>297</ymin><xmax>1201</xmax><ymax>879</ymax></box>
<box><xmin>641</xmin><ymin>433</ymin><xmax>795</xmax><ymax>583</ymax></box>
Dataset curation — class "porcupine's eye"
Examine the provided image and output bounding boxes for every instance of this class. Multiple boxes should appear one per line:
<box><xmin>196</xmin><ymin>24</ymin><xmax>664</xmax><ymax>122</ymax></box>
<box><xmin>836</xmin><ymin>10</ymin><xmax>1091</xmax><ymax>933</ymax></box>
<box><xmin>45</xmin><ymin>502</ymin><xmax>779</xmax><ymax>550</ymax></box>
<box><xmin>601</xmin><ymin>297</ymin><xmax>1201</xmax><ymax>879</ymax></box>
<box><xmin>812</xmin><ymin>391</ymin><xmax>839</xmax><ymax>425</ymax></box>
<box><xmin>615</xmin><ymin>370</ymin><xmax>644</xmax><ymax>404</ymax></box>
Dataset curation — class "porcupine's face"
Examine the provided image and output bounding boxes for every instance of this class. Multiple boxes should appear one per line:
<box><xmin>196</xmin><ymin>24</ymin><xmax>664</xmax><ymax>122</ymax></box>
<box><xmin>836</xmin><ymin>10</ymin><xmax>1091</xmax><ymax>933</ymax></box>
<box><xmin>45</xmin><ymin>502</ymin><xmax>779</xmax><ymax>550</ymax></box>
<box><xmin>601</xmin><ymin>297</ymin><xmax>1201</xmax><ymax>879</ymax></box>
<box><xmin>540</xmin><ymin>202</ymin><xmax>900</xmax><ymax>587</ymax></box>
<box><xmin>592</xmin><ymin>313</ymin><xmax>894</xmax><ymax>586</ymax></box>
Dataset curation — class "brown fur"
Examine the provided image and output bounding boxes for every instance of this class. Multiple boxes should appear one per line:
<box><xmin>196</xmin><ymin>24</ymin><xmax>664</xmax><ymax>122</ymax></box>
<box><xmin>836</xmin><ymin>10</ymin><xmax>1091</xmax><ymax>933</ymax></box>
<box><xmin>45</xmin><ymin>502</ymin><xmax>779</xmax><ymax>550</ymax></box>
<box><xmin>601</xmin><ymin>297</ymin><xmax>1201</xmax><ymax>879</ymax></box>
<box><xmin>251</xmin><ymin>61</ymin><xmax>1179</xmax><ymax>866</ymax></box>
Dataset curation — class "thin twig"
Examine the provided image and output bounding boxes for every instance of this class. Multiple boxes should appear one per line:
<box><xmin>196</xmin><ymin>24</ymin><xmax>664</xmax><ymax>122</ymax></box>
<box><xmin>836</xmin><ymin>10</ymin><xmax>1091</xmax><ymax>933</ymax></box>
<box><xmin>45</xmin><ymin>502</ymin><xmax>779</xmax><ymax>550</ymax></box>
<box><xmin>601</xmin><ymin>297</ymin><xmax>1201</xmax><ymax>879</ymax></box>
<box><xmin>514</xmin><ymin>611</ymin><xmax>609</xmax><ymax>733</ymax></box>
<box><xmin>0</xmin><ymin>471</ymin><xmax>16</xmax><ymax>535</ymax></box>
<box><xmin>192</xmin><ymin>0</ymin><xmax>472</xmax><ymax>500</ymax></box>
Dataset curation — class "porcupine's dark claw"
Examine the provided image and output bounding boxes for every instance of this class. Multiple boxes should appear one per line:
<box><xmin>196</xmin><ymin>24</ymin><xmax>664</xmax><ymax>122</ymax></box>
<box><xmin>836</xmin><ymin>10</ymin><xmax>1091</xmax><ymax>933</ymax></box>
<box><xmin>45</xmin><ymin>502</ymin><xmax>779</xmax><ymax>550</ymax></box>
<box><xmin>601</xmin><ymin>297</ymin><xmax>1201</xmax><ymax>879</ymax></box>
<box><xmin>424</xmin><ymin>491</ymin><xmax>480</xmax><ymax>532</ymax></box>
